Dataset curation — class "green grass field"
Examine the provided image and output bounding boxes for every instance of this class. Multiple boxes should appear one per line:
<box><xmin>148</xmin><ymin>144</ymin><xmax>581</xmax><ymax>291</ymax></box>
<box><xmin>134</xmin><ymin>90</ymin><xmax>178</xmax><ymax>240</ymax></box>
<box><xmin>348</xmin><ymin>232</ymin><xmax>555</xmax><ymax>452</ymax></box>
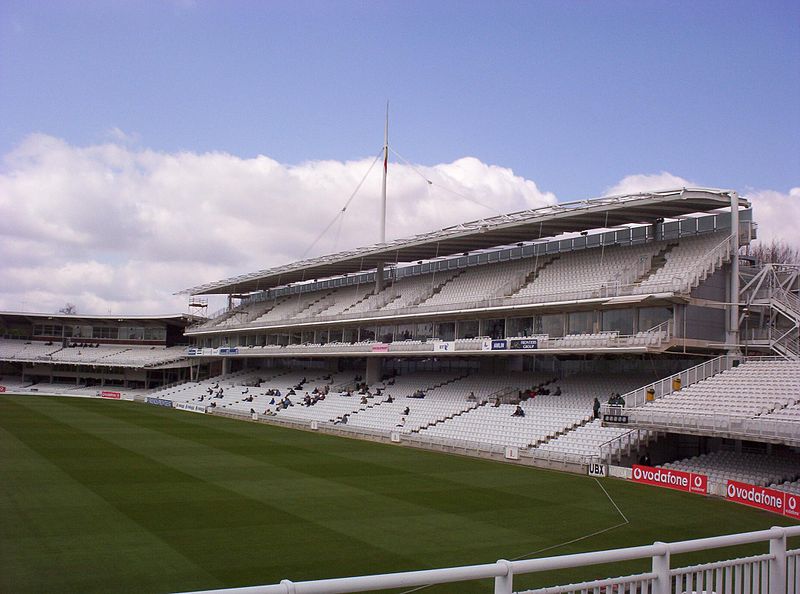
<box><xmin>1</xmin><ymin>395</ymin><xmax>797</xmax><ymax>594</ymax></box>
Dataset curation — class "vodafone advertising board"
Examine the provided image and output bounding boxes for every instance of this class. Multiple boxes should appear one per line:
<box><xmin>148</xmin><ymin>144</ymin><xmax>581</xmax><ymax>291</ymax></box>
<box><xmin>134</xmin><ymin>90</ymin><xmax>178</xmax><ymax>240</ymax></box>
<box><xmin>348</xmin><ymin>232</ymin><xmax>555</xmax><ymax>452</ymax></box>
<box><xmin>726</xmin><ymin>480</ymin><xmax>800</xmax><ymax>519</ymax></box>
<box><xmin>631</xmin><ymin>464</ymin><xmax>708</xmax><ymax>495</ymax></box>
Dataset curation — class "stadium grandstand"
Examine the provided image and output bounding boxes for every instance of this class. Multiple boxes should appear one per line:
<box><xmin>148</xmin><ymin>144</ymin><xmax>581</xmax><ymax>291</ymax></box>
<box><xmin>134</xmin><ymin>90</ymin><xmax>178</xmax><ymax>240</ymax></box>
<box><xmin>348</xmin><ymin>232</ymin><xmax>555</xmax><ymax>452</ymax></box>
<box><xmin>2</xmin><ymin>187</ymin><xmax>799</xmax><ymax>593</ymax></box>
<box><xmin>0</xmin><ymin>311</ymin><xmax>197</xmax><ymax>397</ymax></box>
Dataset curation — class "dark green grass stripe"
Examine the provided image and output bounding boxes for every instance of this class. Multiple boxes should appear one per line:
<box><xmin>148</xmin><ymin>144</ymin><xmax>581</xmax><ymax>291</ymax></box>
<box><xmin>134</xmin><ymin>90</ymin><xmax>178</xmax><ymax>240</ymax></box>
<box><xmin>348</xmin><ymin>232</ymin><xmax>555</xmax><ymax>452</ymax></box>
<box><xmin>2</xmin><ymin>396</ymin><xmax>797</xmax><ymax>594</ymax></box>
<box><xmin>0</xmin><ymin>422</ymin><xmax>222</xmax><ymax>594</ymax></box>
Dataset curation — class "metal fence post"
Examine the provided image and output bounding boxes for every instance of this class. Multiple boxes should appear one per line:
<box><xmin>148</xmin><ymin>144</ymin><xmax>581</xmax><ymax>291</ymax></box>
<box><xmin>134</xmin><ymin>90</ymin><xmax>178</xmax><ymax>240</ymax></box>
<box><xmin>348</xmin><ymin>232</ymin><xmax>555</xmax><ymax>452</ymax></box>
<box><xmin>651</xmin><ymin>542</ymin><xmax>671</xmax><ymax>594</ymax></box>
<box><xmin>769</xmin><ymin>526</ymin><xmax>787</xmax><ymax>594</ymax></box>
<box><xmin>494</xmin><ymin>559</ymin><xmax>513</xmax><ymax>594</ymax></box>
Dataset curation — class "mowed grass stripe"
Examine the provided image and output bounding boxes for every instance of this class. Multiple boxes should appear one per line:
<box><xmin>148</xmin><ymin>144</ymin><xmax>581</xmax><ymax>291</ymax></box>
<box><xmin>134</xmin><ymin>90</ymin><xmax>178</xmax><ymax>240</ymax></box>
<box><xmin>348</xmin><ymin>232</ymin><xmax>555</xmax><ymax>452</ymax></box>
<box><xmin>1</xmin><ymin>397</ymin><xmax>427</xmax><ymax>589</ymax></box>
<box><xmin>1</xmin><ymin>396</ymin><xmax>797</xmax><ymax>594</ymax></box>
<box><xmin>0</xmin><ymin>411</ymin><xmax>222</xmax><ymax>594</ymax></box>
<box><xmin>23</xmin><ymin>397</ymin><xmax>588</xmax><ymax>571</ymax></box>
<box><xmin>55</xmin><ymin>397</ymin><xmax>634</xmax><ymax>563</ymax></box>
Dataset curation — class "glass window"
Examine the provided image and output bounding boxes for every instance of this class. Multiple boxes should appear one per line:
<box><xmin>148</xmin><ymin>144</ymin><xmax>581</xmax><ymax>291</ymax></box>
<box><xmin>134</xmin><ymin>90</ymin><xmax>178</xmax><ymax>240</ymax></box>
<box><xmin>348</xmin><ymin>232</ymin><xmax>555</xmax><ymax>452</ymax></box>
<box><xmin>507</xmin><ymin>317</ymin><xmax>533</xmax><ymax>337</ymax></box>
<box><xmin>457</xmin><ymin>320</ymin><xmax>479</xmax><ymax>339</ymax></box>
<box><xmin>377</xmin><ymin>325</ymin><xmax>394</xmax><ymax>343</ymax></box>
<box><xmin>301</xmin><ymin>330</ymin><xmax>315</xmax><ymax>344</ymax></box>
<box><xmin>143</xmin><ymin>327</ymin><xmax>166</xmax><ymax>341</ymax></box>
<box><xmin>481</xmin><ymin>318</ymin><xmax>505</xmax><ymax>339</ymax></box>
<box><xmin>329</xmin><ymin>328</ymin><xmax>343</xmax><ymax>343</ymax></box>
<box><xmin>397</xmin><ymin>324</ymin><xmax>415</xmax><ymax>341</ymax></box>
<box><xmin>638</xmin><ymin>306</ymin><xmax>672</xmax><ymax>331</ymax></box>
<box><xmin>534</xmin><ymin>314</ymin><xmax>564</xmax><ymax>338</ymax></box>
<box><xmin>290</xmin><ymin>332</ymin><xmax>302</xmax><ymax>345</ymax></box>
<box><xmin>416</xmin><ymin>323</ymin><xmax>433</xmax><ymax>340</ymax></box>
<box><xmin>316</xmin><ymin>329</ymin><xmax>328</xmax><ymax>344</ymax></box>
<box><xmin>359</xmin><ymin>327</ymin><xmax>375</xmax><ymax>342</ymax></box>
<box><xmin>568</xmin><ymin>311</ymin><xmax>595</xmax><ymax>334</ymax></box>
<box><xmin>602</xmin><ymin>309</ymin><xmax>634</xmax><ymax>335</ymax></box>
<box><xmin>92</xmin><ymin>326</ymin><xmax>119</xmax><ymax>339</ymax></box>
<box><xmin>435</xmin><ymin>322</ymin><xmax>455</xmax><ymax>341</ymax></box>
<box><xmin>342</xmin><ymin>328</ymin><xmax>358</xmax><ymax>344</ymax></box>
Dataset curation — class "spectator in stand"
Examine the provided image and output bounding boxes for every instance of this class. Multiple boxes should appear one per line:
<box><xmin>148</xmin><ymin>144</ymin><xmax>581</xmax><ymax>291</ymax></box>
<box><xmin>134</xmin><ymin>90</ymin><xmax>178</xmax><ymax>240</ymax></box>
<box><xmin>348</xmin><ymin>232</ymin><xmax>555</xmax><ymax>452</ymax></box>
<box><xmin>403</xmin><ymin>406</ymin><xmax>410</xmax><ymax>416</ymax></box>
<box><xmin>467</xmin><ymin>391</ymin><xmax>477</xmax><ymax>401</ymax></box>
<box><xmin>512</xmin><ymin>405</ymin><xmax>525</xmax><ymax>417</ymax></box>
<box><xmin>593</xmin><ymin>397</ymin><xmax>601</xmax><ymax>419</ymax></box>
<box><xmin>385</xmin><ymin>394</ymin><xmax>393</xmax><ymax>403</ymax></box>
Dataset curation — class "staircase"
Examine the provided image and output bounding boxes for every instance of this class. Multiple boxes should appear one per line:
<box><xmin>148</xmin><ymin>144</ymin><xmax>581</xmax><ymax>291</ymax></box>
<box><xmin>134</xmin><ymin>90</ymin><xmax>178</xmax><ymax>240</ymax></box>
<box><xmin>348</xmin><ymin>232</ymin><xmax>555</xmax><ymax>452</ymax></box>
<box><xmin>413</xmin><ymin>270</ymin><xmax>464</xmax><ymax>306</ymax></box>
<box><xmin>633</xmin><ymin>243</ymin><xmax>678</xmax><ymax>285</ymax></box>
<box><xmin>340</xmin><ymin>290</ymin><xmax>375</xmax><ymax>314</ymax></box>
<box><xmin>507</xmin><ymin>256</ymin><xmax>560</xmax><ymax>296</ymax></box>
<box><xmin>412</xmin><ymin>401</ymin><xmax>485</xmax><ymax>433</ymax></box>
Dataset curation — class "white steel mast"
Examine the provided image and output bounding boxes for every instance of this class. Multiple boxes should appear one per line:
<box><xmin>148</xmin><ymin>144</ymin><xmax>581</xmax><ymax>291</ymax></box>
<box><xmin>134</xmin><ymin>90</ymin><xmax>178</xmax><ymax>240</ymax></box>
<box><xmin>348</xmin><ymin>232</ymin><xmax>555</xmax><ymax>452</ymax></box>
<box><xmin>380</xmin><ymin>102</ymin><xmax>388</xmax><ymax>244</ymax></box>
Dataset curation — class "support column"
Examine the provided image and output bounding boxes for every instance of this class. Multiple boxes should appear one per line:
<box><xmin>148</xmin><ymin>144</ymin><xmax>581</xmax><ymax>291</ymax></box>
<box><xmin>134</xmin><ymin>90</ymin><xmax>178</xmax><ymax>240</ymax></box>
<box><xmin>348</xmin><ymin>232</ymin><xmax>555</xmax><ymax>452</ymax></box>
<box><xmin>728</xmin><ymin>191</ymin><xmax>741</xmax><ymax>353</ymax></box>
<box><xmin>222</xmin><ymin>358</ymin><xmax>231</xmax><ymax>378</ymax></box>
<box><xmin>365</xmin><ymin>357</ymin><xmax>383</xmax><ymax>385</ymax></box>
<box><xmin>376</xmin><ymin>262</ymin><xmax>385</xmax><ymax>292</ymax></box>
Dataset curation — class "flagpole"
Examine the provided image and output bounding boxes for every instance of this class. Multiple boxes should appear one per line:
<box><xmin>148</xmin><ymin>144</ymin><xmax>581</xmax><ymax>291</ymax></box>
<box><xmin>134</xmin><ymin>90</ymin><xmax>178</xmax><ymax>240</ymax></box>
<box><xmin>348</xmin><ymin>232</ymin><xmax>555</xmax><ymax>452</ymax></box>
<box><xmin>380</xmin><ymin>102</ymin><xmax>388</xmax><ymax>244</ymax></box>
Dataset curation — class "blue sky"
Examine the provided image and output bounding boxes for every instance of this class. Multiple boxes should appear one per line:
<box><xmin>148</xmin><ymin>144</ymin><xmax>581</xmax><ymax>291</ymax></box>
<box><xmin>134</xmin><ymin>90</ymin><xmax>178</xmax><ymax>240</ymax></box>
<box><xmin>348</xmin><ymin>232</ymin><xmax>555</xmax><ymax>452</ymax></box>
<box><xmin>0</xmin><ymin>1</ymin><xmax>798</xmax><ymax>314</ymax></box>
<box><xmin>2</xmin><ymin>1</ymin><xmax>798</xmax><ymax>198</ymax></box>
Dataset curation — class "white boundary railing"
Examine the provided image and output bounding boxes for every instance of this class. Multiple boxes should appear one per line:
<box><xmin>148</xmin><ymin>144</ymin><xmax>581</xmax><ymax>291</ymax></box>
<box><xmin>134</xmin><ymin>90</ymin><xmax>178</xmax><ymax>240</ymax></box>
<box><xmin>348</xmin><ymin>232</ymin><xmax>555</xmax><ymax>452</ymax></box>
<box><xmin>180</xmin><ymin>525</ymin><xmax>800</xmax><ymax>594</ymax></box>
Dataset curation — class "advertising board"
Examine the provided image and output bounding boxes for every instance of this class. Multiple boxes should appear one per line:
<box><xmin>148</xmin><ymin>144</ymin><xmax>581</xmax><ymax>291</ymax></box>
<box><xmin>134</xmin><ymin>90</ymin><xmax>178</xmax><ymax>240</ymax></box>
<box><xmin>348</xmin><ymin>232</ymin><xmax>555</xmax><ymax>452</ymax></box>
<box><xmin>509</xmin><ymin>338</ymin><xmax>538</xmax><ymax>350</ymax></box>
<box><xmin>726</xmin><ymin>480</ymin><xmax>798</xmax><ymax>517</ymax></box>
<box><xmin>631</xmin><ymin>464</ymin><xmax>707</xmax><ymax>494</ymax></box>
<box><xmin>145</xmin><ymin>397</ymin><xmax>173</xmax><ymax>408</ymax></box>
<box><xmin>100</xmin><ymin>391</ymin><xmax>121</xmax><ymax>399</ymax></box>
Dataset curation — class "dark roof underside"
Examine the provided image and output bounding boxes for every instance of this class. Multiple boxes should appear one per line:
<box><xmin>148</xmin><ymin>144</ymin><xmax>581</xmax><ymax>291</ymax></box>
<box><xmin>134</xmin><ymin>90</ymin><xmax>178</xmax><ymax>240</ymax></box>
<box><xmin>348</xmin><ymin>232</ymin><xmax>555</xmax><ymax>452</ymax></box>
<box><xmin>184</xmin><ymin>188</ymin><xmax>747</xmax><ymax>295</ymax></box>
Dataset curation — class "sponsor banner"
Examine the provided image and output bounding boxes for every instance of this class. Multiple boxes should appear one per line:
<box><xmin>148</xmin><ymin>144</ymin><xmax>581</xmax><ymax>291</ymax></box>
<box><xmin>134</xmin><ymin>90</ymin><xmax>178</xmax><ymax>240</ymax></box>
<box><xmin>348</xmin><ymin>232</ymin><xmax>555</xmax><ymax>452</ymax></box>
<box><xmin>145</xmin><ymin>397</ymin><xmax>173</xmax><ymax>408</ymax></box>
<box><xmin>504</xmin><ymin>446</ymin><xmax>519</xmax><ymax>460</ymax></box>
<box><xmin>0</xmin><ymin>386</ymin><xmax>6</xmax><ymax>393</ymax></box>
<box><xmin>100</xmin><ymin>391</ymin><xmax>121</xmax><ymax>400</ymax></box>
<box><xmin>187</xmin><ymin>348</ymin><xmax>201</xmax><ymax>356</ymax></box>
<box><xmin>785</xmin><ymin>492</ymin><xmax>800</xmax><ymax>520</ymax></box>
<box><xmin>631</xmin><ymin>464</ymin><xmax>708</xmax><ymax>495</ymax></box>
<box><xmin>588</xmin><ymin>463</ymin><xmax>607</xmax><ymax>477</ymax></box>
<box><xmin>175</xmin><ymin>402</ymin><xmax>206</xmax><ymax>414</ymax></box>
<box><xmin>603</xmin><ymin>413</ymin><xmax>629</xmax><ymax>424</ymax></box>
<box><xmin>434</xmin><ymin>341</ymin><xmax>455</xmax><ymax>352</ymax></box>
<box><xmin>218</xmin><ymin>347</ymin><xmax>239</xmax><ymax>355</ymax></box>
<box><xmin>726</xmin><ymin>480</ymin><xmax>787</xmax><ymax>516</ymax></box>
<box><xmin>509</xmin><ymin>338</ymin><xmax>539</xmax><ymax>350</ymax></box>
<box><xmin>481</xmin><ymin>339</ymin><xmax>492</xmax><ymax>351</ymax></box>
<box><xmin>371</xmin><ymin>343</ymin><xmax>389</xmax><ymax>353</ymax></box>
<box><xmin>491</xmin><ymin>339</ymin><xmax>508</xmax><ymax>351</ymax></box>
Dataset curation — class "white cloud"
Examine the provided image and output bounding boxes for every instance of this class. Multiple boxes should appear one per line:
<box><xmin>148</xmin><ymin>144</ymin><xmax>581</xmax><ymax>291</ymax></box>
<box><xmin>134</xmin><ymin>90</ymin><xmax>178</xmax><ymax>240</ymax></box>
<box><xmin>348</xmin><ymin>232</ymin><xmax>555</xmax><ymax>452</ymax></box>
<box><xmin>2</xmin><ymin>137</ymin><xmax>793</xmax><ymax>317</ymax></box>
<box><xmin>0</xmin><ymin>134</ymin><xmax>556</xmax><ymax>315</ymax></box>
<box><xmin>604</xmin><ymin>172</ymin><xmax>694</xmax><ymax>196</ymax></box>
<box><xmin>746</xmin><ymin>187</ymin><xmax>800</xmax><ymax>250</ymax></box>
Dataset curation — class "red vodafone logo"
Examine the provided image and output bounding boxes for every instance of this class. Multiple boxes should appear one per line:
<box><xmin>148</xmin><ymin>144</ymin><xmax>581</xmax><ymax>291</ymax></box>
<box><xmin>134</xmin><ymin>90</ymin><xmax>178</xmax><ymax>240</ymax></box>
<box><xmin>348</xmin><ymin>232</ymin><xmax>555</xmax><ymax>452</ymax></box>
<box><xmin>631</xmin><ymin>465</ymin><xmax>707</xmax><ymax>494</ymax></box>
<box><xmin>786</xmin><ymin>493</ymin><xmax>800</xmax><ymax>519</ymax></box>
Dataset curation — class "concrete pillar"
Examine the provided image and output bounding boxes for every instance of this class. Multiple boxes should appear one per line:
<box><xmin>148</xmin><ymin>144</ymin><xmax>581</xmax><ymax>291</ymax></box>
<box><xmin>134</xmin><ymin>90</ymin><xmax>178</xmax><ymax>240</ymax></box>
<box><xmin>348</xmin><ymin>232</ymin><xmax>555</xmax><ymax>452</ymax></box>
<box><xmin>376</xmin><ymin>262</ymin><xmax>385</xmax><ymax>292</ymax></box>
<box><xmin>365</xmin><ymin>357</ymin><xmax>383</xmax><ymax>385</ymax></box>
<box><xmin>728</xmin><ymin>191</ymin><xmax>741</xmax><ymax>353</ymax></box>
<box><xmin>222</xmin><ymin>358</ymin><xmax>231</xmax><ymax>377</ymax></box>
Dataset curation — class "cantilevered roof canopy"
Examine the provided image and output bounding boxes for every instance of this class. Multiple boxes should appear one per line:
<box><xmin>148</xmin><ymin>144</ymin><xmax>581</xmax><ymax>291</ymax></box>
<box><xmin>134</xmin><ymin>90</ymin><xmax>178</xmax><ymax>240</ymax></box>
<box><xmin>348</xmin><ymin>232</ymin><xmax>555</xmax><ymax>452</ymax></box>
<box><xmin>182</xmin><ymin>188</ymin><xmax>747</xmax><ymax>296</ymax></box>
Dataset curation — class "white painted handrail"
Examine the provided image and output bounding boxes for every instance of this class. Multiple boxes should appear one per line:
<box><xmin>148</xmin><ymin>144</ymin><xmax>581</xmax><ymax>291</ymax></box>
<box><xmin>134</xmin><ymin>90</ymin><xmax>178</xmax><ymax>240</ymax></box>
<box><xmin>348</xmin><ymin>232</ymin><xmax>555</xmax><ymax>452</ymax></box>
<box><xmin>178</xmin><ymin>525</ymin><xmax>800</xmax><ymax>594</ymax></box>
